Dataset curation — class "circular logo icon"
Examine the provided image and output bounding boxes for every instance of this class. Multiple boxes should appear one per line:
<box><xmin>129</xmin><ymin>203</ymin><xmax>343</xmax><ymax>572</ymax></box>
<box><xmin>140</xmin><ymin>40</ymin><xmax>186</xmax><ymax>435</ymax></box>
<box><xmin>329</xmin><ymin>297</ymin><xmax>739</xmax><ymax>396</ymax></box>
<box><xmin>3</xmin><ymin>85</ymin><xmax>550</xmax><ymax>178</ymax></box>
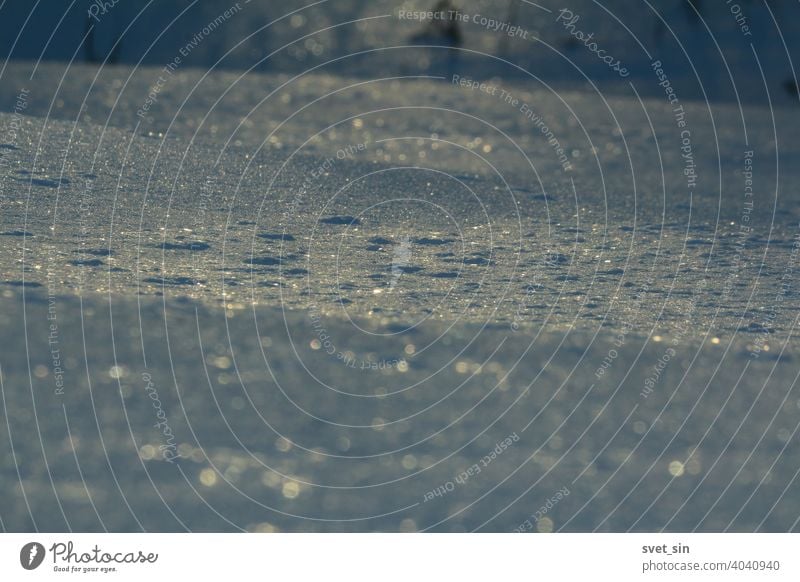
<box><xmin>20</xmin><ymin>542</ymin><xmax>45</xmax><ymax>570</ymax></box>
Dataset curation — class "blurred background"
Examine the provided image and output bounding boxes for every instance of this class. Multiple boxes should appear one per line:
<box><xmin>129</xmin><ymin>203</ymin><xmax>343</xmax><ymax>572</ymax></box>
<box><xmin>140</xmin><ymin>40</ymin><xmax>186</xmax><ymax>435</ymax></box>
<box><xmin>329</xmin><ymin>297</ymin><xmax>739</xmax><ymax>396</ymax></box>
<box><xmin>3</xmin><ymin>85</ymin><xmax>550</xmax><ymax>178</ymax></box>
<box><xmin>1</xmin><ymin>0</ymin><xmax>797</xmax><ymax>105</ymax></box>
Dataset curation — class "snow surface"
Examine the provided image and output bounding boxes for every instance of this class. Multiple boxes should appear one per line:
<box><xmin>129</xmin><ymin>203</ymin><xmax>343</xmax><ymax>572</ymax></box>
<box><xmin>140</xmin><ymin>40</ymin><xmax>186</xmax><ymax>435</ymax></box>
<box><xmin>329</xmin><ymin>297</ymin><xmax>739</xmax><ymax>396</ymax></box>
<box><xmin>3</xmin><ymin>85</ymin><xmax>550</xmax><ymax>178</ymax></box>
<box><xmin>0</xmin><ymin>0</ymin><xmax>799</xmax><ymax>532</ymax></box>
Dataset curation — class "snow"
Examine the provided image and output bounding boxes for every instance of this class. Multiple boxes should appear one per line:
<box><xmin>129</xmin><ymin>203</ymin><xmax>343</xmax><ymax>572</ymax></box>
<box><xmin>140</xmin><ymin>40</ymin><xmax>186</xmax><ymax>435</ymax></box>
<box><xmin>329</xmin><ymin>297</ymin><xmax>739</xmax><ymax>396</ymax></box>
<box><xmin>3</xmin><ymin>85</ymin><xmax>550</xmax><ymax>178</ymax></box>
<box><xmin>0</xmin><ymin>0</ymin><xmax>799</xmax><ymax>532</ymax></box>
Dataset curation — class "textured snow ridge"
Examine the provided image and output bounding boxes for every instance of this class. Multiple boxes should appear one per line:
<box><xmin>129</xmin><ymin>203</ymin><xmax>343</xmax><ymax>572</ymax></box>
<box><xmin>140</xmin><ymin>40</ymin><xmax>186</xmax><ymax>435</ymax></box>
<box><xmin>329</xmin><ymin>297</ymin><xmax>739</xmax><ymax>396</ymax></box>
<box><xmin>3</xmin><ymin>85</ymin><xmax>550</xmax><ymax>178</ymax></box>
<box><xmin>0</xmin><ymin>101</ymin><xmax>798</xmax><ymax>338</ymax></box>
